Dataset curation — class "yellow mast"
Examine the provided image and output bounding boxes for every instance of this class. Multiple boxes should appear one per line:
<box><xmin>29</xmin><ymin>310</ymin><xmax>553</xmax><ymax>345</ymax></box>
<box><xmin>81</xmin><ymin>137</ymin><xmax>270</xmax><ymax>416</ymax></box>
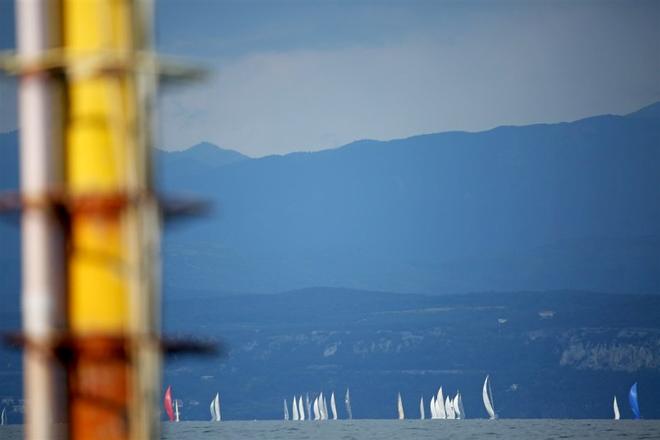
<box><xmin>63</xmin><ymin>0</ymin><xmax>158</xmax><ymax>438</ymax></box>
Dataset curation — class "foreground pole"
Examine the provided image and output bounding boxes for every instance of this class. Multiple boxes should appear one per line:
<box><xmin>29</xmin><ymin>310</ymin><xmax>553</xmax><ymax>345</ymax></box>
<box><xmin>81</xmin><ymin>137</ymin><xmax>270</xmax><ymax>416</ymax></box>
<box><xmin>63</xmin><ymin>0</ymin><xmax>159</xmax><ymax>438</ymax></box>
<box><xmin>11</xmin><ymin>0</ymin><xmax>197</xmax><ymax>437</ymax></box>
<box><xmin>16</xmin><ymin>0</ymin><xmax>67</xmax><ymax>438</ymax></box>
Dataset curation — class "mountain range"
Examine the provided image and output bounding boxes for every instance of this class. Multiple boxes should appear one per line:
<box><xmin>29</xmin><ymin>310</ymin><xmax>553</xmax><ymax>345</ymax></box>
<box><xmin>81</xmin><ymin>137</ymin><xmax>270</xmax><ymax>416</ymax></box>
<box><xmin>2</xmin><ymin>102</ymin><xmax>660</xmax><ymax>297</ymax></box>
<box><xmin>157</xmin><ymin>101</ymin><xmax>660</xmax><ymax>295</ymax></box>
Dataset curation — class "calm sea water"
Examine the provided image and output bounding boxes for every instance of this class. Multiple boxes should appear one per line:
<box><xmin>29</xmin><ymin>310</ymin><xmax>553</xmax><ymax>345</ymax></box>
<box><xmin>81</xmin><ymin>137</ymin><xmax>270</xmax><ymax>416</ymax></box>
<box><xmin>1</xmin><ymin>419</ymin><xmax>659</xmax><ymax>439</ymax></box>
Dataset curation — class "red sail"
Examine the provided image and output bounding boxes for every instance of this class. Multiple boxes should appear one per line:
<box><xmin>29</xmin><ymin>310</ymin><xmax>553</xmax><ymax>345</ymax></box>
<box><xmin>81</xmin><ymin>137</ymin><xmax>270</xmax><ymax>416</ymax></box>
<box><xmin>164</xmin><ymin>386</ymin><xmax>175</xmax><ymax>421</ymax></box>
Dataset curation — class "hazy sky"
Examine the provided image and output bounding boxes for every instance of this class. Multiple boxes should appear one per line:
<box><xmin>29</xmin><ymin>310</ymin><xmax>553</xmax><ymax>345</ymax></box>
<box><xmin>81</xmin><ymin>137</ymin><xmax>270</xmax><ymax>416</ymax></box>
<box><xmin>2</xmin><ymin>1</ymin><xmax>660</xmax><ymax>156</ymax></box>
<box><xmin>155</xmin><ymin>0</ymin><xmax>660</xmax><ymax>156</ymax></box>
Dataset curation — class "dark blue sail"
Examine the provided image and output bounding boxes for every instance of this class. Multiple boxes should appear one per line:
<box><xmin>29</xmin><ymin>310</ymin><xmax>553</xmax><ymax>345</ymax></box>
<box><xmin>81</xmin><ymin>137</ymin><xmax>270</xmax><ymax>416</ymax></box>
<box><xmin>629</xmin><ymin>382</ymin><xmax>641</xmax><ymax>419</ymax></box>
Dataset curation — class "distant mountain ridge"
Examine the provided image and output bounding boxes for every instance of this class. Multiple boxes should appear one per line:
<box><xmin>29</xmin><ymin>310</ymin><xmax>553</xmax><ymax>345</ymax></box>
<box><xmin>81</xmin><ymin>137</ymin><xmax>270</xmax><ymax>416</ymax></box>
<box><xmin>157</xmin><ymin>141</ymin><xmax>249</xmax><ymax>167</ymax></box>
<box><xmin>627</xmin><ymin>101</ymin><xmax>660</xmax><ymax>120</ymax></box>
<box><xmin>2</xmin><ymin>102</ymin><xmax>660</xmax><ymax>297</ymax></box>
<box><xmin>155</xmin><ymin>141</ymin><xmax>250</xmax><ymax>189</ymax></box>
<box><xmin>160</xmin><ymin>101</ymin><xmax>660</xmax><ymax>295</ymax></box>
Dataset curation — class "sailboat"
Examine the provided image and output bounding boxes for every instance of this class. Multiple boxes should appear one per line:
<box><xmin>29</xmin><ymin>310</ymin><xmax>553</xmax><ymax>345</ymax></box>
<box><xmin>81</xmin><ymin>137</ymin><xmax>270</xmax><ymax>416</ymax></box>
<box><xmin>397</xmin><ymin>393</ymin><xmax>405</xmax><ymax>420</ymax></box>
<box><xmin>284</xmin><ymin>399</ymin><xmax>290</xmax><ymax>421</ymax></box>
<box><xmin>318</xmin><ymin>392</ymin><xmax>325</xmax><ymax>420</ymax></box>
<box><xmin>430</xmin><ymin>396</ymin><xmax>437</xmax><ymax>419</ymax></box>
<box><xmin>330</xmin><ymin>392</ymin><xmax>338</xmax><ymax>420</ymax></box>
<box><xmin>613</xmin><ymin>396</ymin><xmax>620</xmax><ymax>420</ymax></box>
<box><xmin>164</xmin><ymin>386</ymin><xmax>175</xmax><ymax>422</ymax></box>
<box><xmin>322</xmin><ymin>394</ymin><xmax>329</xmax><ymax>420</ymax></box>
<box><xmin>420</xmin><ymin>396</ymin><xmax>425</xmax><ymax>420</ymax></box>
<box><xmin>1</xmin><ymin>407</ymin><xmax>6</xmax><ymax>426</ymax></box>
<box><xmin>629</xmin><ymin>382</ymin><xmax>641</xmax><ymax>419</ymax></box>
<box><xmin>445</xmin><ymin>396</ymin><xmax>455</xmax><ymax>419</ymax></box>
<box><xmin>306</xmin><ymin>394</ymin><xmax>312</xmax><ymax>421</ymax></box>
<box><xmin>298</xmin><ymin>396</ymin><xmax>306</xmax><ymax>421</ymax></box>
<box><xmin>292</xmin><ymin>396</ymin><xmax>300</xmax><ymax>420</ymax></box>
<box><xmin>345</xmin><ymin>388</ymin><xmax>353</xmax><ymax>420</ymax></box>
<box><xmin>209</xmin><ymin>393</ymin><xmax>221</xmax><ymax>421</ymax></box>
<box><xmin>313</xmin><ymin>397</ymin><xmax>320</xmax><ymax>420</ymax></box>
<box><xmin>482</xmin><ymin>375</ymin><xmax>497</xmax><ymax>419</ymax></box>
<box><xmin>457</xmin><ymin>392</ymin><xmax>466</xmax><ymax>419</ymax></box>
<box><xmin>174</xmin><ymin>399</ymin><xmax>181</xmax><ymax>422</ymax></box>
<box><xmin>453</xmin><ymin>393</ymin><xmax>461</xmax><ymax>419</ymax></box>
<box><xmin>436</xmin><ymin>387</ymin><xmax>446</xmax><ymax>419</ymax></box>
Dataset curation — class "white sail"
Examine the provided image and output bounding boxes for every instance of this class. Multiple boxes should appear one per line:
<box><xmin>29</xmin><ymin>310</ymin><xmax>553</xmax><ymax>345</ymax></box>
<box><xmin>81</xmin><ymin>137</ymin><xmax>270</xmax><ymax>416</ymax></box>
<box><xmin>458</xmin><ymin>392</ymin><xmax>466</xmax><ymax>419</ymax></box>
<box><xmin>292</xmin><ymin>396</ymin><xmax>300</xmax><ymax>421</ymax></box>
<box><xmin>420</xmin><ymin>396</ymin><xmax>425</xmax><ymax>420</ymax></box>
<box><xmin>298</xmin><ymin>396</ymin><xmax>305</xmax><ymax>421</ymax></box>
<box><xmin>613</xmin><ymin>396</ymin><xmax>620</xmax><ymax>420</ymax></box>
<box><xmin>453</xmin><ymin>393</ymin><xmax>461</xmax><ymax>419</ymax></box>
<box><xmin>174</xmin><ymin>400</ymin><xmax>180</xmax><ymax>422</ymax></box>
<box><xmin>330</xmin><ymin>392</ymin><xmax>338</xmax><ymax>420</ymax></box>
<box><xmin>313</xmin><ymin>397</ymin><xmax>320</xmax><ymax>421</ymax></box>
<box><xmin>445</xmin><ymin>396</ymin><xmax>455</xmax><ymax>419</ymax></box>
<box><xmin>436</xmin><ymin>387</ymin><xmax>446</xmax><ymax>419</ymax></box>
<box><xmin>306</xmin><ymin>393</ymin><xmax>311</xmax><ymax>420</ymax></box>
<box><xmin>323</xmin><ymin>394</ymin><xmax>329</xmax><ymax>420</ymax></box>
<box><xmin>0</xmin><ymin>407</ymin><xmax>6</xmax><ymax>426</ymax></box>
<box><xmin>209</xmin><ymin>396</ymin><xmax>216</xmax><ymax>421</ymax></box>
<box><xmin>318</xmin><ymin>392</ymin><xmax>325</xmax><ymax>420</ymax></box>
<box><xmin>284</xmin><ymin>399</ymin><xmax>290</xmax><ymax>420</ymax></box>
<box><xmin>482</xmin><ymin>375</ymin><xmax>497</xmax><ymax>419</ymax></box>
<box><xmin>345</xmin><ymin>388</ymin><xmax>353</xmax><ymax>420</ymax></box>
<box><xmin>397</xmin><ymin>393</ymin><xmax>405</xmax><ymax>420</ymax></box>
<box><xmin>430</xmin><ymin>396</ymin><xmax>437</xmax><ymax>419</ymax></box>
<box><xmin>214</xmin><ymin>393</ymin><xmax>221</xmax><ymax>421</ymax></box>
<box><xmin>482</xmin><ymin>375</ymin><xmax>497</xmax><ymax>420</ymax></box>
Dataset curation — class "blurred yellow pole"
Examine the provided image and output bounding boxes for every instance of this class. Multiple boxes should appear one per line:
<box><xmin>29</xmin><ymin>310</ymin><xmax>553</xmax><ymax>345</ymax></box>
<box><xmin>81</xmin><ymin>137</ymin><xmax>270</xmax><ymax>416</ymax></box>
<box><xmin>63</xmin><ymin>0</ymin><xmax>159</xmax><ymax>438</ymax></box>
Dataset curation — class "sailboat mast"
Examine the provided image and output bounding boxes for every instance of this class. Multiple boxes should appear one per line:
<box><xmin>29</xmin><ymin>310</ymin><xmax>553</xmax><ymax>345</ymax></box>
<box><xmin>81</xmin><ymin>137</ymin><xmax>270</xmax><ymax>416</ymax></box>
<box><xmin>488</xmin><ymin>378</ymin><xmax>495</xmax><ymax>415</ymax></box>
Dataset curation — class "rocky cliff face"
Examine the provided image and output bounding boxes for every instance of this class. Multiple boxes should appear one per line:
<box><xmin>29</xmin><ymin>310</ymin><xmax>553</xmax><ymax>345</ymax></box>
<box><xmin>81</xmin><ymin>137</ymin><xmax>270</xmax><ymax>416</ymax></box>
<box><xmin>559</xmin><ymin>329</ymin><xmax>660</xmax><ymax>372</ymax></box>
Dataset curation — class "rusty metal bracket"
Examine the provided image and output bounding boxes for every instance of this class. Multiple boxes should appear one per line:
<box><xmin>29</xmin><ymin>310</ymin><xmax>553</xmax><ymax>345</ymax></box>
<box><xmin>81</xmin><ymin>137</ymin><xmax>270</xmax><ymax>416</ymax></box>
<box><xmin>3</xmin><ymin>332</ymin><xmax>223</xmax><ymax>360</ymax></box>
<box><xmin>0</xmin><ymin>50</ymin><xmax>208</xmax><ymax>84</ymax></box>
<box><xmin>0</xmin><ymin>190</ymin><xmax>211</xmax><ymax>220</ymax></box>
